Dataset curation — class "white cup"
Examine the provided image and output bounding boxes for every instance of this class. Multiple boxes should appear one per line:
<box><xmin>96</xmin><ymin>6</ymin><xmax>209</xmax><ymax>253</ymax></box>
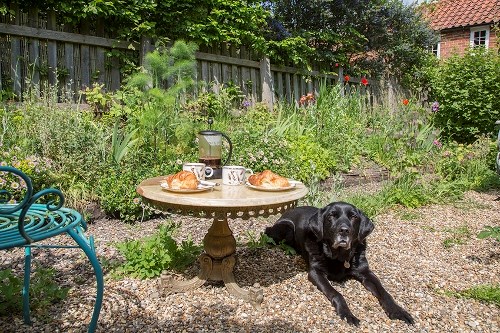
<box><xmin>183</xmin><ymin>162</ymin><xmax>214</xmax><ymax>181</ymax></box>
<box><xmin>222</xmin><ymin>166</ymin><xmax>253</xmax><ymax>185</ymax></box>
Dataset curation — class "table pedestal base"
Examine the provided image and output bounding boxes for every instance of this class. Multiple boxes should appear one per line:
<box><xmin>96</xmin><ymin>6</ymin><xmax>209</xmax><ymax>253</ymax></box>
<box><xmin>158</xmin><ymin>213</ymin><xmax>264</xmax><ymax>308</ymax></box>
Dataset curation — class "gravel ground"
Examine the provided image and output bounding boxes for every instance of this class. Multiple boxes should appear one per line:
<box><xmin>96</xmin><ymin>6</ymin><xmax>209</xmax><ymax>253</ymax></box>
<box><xmin>1</xmin><ymin>183</ymin><xmax>499</xmax><ymax>332</ymax></box>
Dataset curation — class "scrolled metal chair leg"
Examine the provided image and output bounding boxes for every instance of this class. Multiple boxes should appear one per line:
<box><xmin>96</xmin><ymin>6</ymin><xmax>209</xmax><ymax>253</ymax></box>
<box><xmin>22</xmin><ymin>246</ymin><xmax>32</xmax><ymax>325</ymax></box>
<box><xmin>69</xmin><ymin>229</ymin><xmax>104</xmax><ymax>333</ymax></box>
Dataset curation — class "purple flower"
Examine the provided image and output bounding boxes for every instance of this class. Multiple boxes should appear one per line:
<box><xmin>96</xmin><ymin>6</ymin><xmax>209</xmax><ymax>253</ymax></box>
<box><xmin>433</xmin><ymin>139</ymin><xmax>442</xmax><ymax>148</ymax></box>
<box><xmin>431</xmin><ymin>101</ymin><xmax>439</xmax><ymax>113</ymax></box>
<box><xmin>242</xmin><ymin>100</ymin><xmax>251</xmax><ymax>108</ymax></box>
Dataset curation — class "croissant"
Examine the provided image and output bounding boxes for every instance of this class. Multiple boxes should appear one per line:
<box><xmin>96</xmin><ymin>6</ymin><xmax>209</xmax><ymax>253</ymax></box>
<box><xmin>164</xmin><ymin>170</ymin><xmax>199</xmax><ymax>190</ymax></box>
<box><xmin>247</xmin><ymin>170</ymin><xmax>290</xmax><ymax>188</ymax></box>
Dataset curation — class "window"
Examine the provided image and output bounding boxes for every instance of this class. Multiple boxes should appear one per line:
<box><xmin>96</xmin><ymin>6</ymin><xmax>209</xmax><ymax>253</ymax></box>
<box><xmin>470</xmin><ymin>26</ymin><xmax>490</xmax><ymax>48</ymax></box>
<box><xmin>431</xmin><ymin>42</ymin><xmax>441</xmax><ymax>58</ymax></box>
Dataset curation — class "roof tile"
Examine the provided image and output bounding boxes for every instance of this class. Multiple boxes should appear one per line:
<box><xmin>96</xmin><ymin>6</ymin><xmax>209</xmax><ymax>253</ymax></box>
<box><xmin>424</xmin><ymin>0</ymin><xmax>500</xmax><ymax>30</ymax></box>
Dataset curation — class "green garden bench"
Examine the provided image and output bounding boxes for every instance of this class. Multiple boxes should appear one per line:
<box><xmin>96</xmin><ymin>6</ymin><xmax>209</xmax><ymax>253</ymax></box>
<box><xmin>0</xmin><ymin>166</ymin><xmax>103</xmax><ymax>332</ymax></box>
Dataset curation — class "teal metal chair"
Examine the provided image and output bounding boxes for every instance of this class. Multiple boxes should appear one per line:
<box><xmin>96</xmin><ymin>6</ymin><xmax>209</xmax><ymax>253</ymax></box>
<box><xmin>0</xmin><ymin>166</ymin><xmax>104</xmax><ymax>332</ymax></box>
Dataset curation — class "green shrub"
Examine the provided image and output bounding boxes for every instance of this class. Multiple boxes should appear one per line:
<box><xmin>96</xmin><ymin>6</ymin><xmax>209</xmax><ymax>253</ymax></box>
<box><xmin>428</xmin><ymin>48</ymin><xmax>500</xmax><ymax>143</ymax></box>
<box><xmin>0</xmin><ymin>150</ymin><xmax>56</xmax><ymax>196</ymax></box>
<box><xmin>114</xmin><ymin>223</ymin><xmax>202</xmax><ymax>279</ymax></box>
<box><xmin>364</xmin><ymin>102</ymin><xmax>441</xmax><ymax>174</ymax></box>
<box><xmin>288</xmin><ymin>134</ymin><xmax>335</xmax><ymax>181</ymax></box>
<box><xmin>436</xmin><ymin>136</ymin><xmax>500</xmax><ymax>190</ymax></box>
<box><xmin>0</xmin><ymin>268</ymin><xmax>69</xmax><ymax>318</ymax></box>
<box><xmin>231</xmin><ymin>130</ymin><xmax>292</xmax><ymax>175</ymax></box>
<box><xmin>96</xmin><ymin>165</ymin><xmax>153</xmax><ymax>222</ymax></box>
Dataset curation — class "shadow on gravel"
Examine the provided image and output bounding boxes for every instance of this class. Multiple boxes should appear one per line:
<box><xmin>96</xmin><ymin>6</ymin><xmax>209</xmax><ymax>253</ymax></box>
<box><xmin>98</xmin><ymin>285</ymin><xmax>306</xmax><ymax>333</ymax></box>
<box><xmin>233</xmin><ymin>248</ymin><xmax>304</xmax><ymax>288</ymax></box>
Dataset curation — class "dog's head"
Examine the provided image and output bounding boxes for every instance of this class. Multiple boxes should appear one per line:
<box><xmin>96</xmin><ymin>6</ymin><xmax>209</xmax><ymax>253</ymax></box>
<box><xmin>308</xmin><ymin>202</ymin><xmax>374</xmax><ymax>250</ymax></box>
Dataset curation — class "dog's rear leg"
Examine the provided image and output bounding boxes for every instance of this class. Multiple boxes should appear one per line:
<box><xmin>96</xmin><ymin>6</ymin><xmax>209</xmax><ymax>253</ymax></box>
<box><xmin>264</xmin><ymin>219</ymin><xmax>295</xmax><ymax>247</ymax></box>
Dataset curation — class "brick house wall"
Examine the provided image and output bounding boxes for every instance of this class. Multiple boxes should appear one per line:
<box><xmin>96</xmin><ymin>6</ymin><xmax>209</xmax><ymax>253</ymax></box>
<box><xmin>439</xmin><ymin>25</ymin><xmax>498</xmax><ymax>58</ymax></box>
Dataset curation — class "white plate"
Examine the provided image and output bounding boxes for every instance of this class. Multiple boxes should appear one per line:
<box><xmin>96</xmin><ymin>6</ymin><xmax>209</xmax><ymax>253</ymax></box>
<box><xmin>160</xmin><ymin>182</ymin><xmax>214</xmax><ymax>193</ymax></box>
<box><xmin>245</xmin><ymin>182</ymin><xmax>297</xmax><ymax>192</ymax></box>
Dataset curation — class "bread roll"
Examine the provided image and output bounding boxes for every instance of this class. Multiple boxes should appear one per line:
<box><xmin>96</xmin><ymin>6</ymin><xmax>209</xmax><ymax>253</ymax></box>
<box><xmin>164</xmin><ymin>170</ymin><xmax>199</xmax><ymax>190</ymax></box>
<box><xmin>247</xmin><ymin>170</ymin><xmax>290</xmax><ymax>188</ymax></box>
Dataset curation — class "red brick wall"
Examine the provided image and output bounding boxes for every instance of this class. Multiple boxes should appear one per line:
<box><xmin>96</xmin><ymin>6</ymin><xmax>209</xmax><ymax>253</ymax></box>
<box><xmin>439</xmin><ymin>25</ymin><xmax>498</xmax><ymax>59</ymax></box>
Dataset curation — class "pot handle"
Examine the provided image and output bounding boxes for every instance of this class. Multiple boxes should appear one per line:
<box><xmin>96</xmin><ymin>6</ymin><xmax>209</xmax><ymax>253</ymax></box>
<box><xmin>221</xmin><ymin>132</ymin><xmax>233</xmax><ymax>165</ymax></box>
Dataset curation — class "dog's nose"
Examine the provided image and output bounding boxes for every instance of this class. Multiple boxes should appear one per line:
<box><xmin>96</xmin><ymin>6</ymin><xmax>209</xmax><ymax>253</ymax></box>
<box><xmin>339</xmin><ymin>226</ymin><xmax>350</xmax><ymax>236</ymax></box>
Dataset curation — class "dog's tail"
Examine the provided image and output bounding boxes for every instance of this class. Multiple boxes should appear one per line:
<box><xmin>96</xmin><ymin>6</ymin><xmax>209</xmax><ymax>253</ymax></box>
<box><xmin>264</xmin><ymin>219</ymin><xmax>296</xmax><ymax>248</ymax></box>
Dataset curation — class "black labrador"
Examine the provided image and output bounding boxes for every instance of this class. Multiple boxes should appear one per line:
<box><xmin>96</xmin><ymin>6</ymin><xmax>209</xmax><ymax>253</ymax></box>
<box><xmin>265</xmin><ymin>201</ymin><xmax>414</xmax><ymax>326</ymax></box>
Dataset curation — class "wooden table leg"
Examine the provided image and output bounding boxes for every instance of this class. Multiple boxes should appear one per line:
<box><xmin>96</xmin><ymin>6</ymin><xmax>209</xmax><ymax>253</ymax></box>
<box><xmin>159</xmin><ymin>212</ymin><xmax>263</xmax><ymax>306</ymax></box>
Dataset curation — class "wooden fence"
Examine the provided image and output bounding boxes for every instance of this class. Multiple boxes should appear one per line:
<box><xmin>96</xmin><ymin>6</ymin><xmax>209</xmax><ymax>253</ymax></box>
<box><xmin>0</xmin><ymin>6</ymin><xmax>372</xmax><ymax>107</ymax></box>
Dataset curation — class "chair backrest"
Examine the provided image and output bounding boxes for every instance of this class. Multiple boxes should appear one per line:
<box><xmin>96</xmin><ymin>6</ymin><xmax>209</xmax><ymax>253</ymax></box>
<box><xmin>0</xmin><ymin>166</ymin><xmax>72</xmax><ymax>247</ymax></box>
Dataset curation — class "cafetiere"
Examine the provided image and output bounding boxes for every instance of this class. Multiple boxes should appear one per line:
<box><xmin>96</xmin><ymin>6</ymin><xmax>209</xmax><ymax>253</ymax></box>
<box><xmin>198</xmin><ymin>124</ymin><xmax>232</xmax><ymax>179</ymax></box>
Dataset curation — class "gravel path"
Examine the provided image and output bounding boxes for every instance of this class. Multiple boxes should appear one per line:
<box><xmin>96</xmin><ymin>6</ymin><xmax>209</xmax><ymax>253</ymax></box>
<box><xmin>1</xmin><ymin>185</ymin><xmax>499</xmax><ymax>332</ymax></box>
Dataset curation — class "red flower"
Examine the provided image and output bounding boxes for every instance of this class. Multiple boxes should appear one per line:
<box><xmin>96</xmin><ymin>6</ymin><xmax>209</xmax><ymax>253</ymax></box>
<box><xmin>361</xmin><ymin>77</ymin><xmax>368</xmax><ymax>86</ymax></box>
<box><xmin>402</xmin><ymin>99</ymin><xmax>409</xmax><ymax>106</ymax></box>
<box><xmin>344</xmin><ymin>75</ymin><xmax>350</xmax><ymax>82</ymax></box>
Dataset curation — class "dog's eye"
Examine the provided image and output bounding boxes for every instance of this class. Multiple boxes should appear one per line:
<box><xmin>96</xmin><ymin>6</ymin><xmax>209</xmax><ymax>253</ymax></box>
<box><xmin>349</xmin><ymin>212</ymin><xmax>358</xmax><ymax>220</ymax></box>
<box><xmin>328</xmin><ymin>211</ymin><xmax>340</xmax><ymax>220</ymax></box>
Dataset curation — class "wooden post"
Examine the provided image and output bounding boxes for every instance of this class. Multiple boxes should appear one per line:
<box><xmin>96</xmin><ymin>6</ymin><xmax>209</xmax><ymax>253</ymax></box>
<box><xmin>96</xmin><ymin>19</ymin><xmax>106</xmax><ymax>85</ymax></box>
<box><xmin>140</xmin><ymin>36</ymin><xmax>153</xmax><ymax>67</ymax></box>
<box><xmin>28</xmin><ymin>8</ymin><xmax>40</xmax><ymax>89</ymax></box>
<box><xmin>47</xmin><ymin>10</ymin><xmax>58</xmax><ymax>87</ymax></box>
<box><xmin>63</xmin><ymin>22</ymin><xmax>75</xmax><ymax>95</ymax></box>
<box><xmin>10</xmin><ymin>4</ymin><xmax>22</xmax><ymax>97</ymax></box>
<box><xmin>338</xmin><ymin>66</ymin><xmax>344</xmax><ymax>96</ymax></box>
<box><xmin>80</xmin><ymin>21</ymin><xmax>91</xmax><ymax>90</ymax></box>
<box><xmin>260</xmin><ymin>56</ymin><xmax>274</xmax><ymax>110</ymax></box>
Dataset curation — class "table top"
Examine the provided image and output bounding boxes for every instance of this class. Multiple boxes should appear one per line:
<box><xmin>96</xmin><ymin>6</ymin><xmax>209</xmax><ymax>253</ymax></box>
<box><xmin>137</xmin><ymin>176</ymin><xmax>308</xmax><ymax>216</ymax></box>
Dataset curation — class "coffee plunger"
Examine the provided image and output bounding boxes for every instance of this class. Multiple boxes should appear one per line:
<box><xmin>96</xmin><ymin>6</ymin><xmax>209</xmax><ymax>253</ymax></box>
<box><xmin>198</xmin><ymin>119</ymin><xmax>232</xmax><ymax>179</ymax></box>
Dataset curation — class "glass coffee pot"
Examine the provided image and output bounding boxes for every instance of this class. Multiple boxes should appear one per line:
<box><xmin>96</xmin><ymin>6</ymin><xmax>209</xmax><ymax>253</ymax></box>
<box><xmin>198</xmin><ymin>129</ymin><xmax>232</xmax><ymax>179</ymax></box>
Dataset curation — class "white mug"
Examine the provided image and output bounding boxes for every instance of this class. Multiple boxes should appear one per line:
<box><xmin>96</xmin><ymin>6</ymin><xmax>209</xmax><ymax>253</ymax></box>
<box><xmin>183</xmin><ymin>162</ymin><xmax>214</xmax><ymax>180</ymax></box>
<box><xmin>222</xmin><ymin>166</ymin><xmax>253</xmax><ymax>185</ymax></box>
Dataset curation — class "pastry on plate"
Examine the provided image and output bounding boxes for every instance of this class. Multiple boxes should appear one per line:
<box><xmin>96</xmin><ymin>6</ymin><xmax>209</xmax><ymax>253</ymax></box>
<box><xmin>164</xmin><ymin>170</ymin><xmax>199</xmax><ymax>190</ymax></box>
<box><xmin>247</xmin><ymin>170</ymin><xmax>290</xmax><ymax>188</ymax></box>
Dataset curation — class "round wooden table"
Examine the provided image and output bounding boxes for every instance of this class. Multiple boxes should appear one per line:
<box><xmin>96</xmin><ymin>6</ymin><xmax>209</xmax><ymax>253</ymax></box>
<box><xmin>136</xmin><ymin>176</ymin><xmax>308</xmax><ymax>307</ymax></box>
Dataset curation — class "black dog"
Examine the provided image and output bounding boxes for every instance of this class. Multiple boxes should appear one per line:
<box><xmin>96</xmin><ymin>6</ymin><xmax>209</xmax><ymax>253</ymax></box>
<box><xmin>265</xmin><ymin>201</ymin><xmax>414</xmax><ymax>326</ymax></box>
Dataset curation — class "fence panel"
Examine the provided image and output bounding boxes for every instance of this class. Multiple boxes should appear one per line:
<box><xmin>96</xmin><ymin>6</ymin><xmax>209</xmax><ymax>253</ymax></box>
<box><xmin>0</xmin><ymin>6</ymin><xmax>136</xmax><ymax>100</ymax></box>
<box><xmin>0</xmin><ymin>7</ymin><xmax>379</xmax><ymax>107</ymax></box>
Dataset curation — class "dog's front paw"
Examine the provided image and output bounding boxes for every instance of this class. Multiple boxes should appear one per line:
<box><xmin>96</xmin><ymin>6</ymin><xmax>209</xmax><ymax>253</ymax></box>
<box><xmin>339</xmin><ymin>310</ymin><xmax>360</xmax><ymax>326</ymax></box>
<box><xmin>388</xmin><ymin>307</ymin><xmax>414</xmax><ymax>325</ymax></box>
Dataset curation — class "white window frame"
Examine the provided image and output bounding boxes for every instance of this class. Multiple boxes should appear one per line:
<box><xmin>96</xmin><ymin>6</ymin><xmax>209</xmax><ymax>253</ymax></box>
<box><xmin>432</xmin><ymin>41</ymin><xmax>441</xmax><ymax>58</ymax></box>
<box><xmin>470</xmin><ymin>25</ymin><xmax>490</xmax><ymax>48</ymax></box>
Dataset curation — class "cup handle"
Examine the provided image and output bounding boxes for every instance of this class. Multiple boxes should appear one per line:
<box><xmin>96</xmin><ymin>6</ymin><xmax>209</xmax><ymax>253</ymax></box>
<box><xmin>205</xmin><ymin>166</ymin><xmax>214</xmax><ymax>178</ymax></box>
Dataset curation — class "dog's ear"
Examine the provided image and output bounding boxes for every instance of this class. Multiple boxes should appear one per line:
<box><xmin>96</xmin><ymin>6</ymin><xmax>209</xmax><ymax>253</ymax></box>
<box><xmin>357</xmin><ymin>208</ymin><xmax>374</xmax><ymax>241</ymax></box>
<box><xmin>308</xmin><ymin>206</ymin><xmax>330</xmax><ymax>241</ymax></box>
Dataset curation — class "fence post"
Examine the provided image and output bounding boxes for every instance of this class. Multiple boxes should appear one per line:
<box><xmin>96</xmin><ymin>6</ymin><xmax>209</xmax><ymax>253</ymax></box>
<box><xmin>260</xmin><ymin>56</ymin><xmax>274</xmax><ymax>110</ymax></box>
<box><xmin>47</xmin><ymin>10</ymin><xmax>58</xmax><ymax>87</ymax></box>
<box><xmin>10</xmin><ymin>4</ymin><xmax>22</xmax><ymax>98</ymax></box>
<box><xmin>140</xmin><ymin>36</ymin><xmax>153</xmax><ymax>67</ymax></box>
<box><xmin>28</xmin><ymin>8</ymin><xmax>40</xmax><ymax>91</ymax></box>
<box><xmin>338</xmin><ymin>66</ymin><xmax>344</xmax><ymax>96</ymax></box>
